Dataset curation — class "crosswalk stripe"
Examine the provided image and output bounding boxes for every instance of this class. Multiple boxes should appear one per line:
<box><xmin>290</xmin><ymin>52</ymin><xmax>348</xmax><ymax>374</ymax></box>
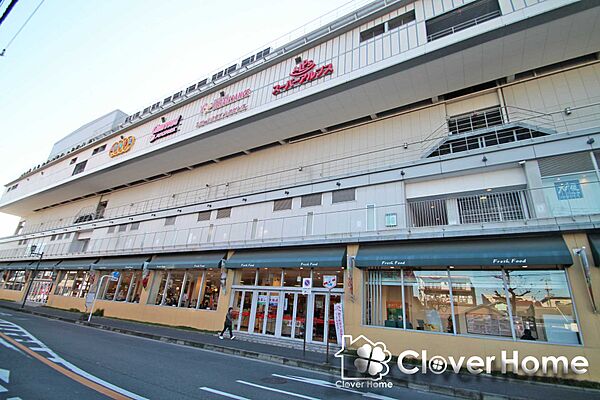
<box><xmin>199</xmin><ymin>387</ymin><xmax>250</xmax><ymax>400</ymax></box>
<box><xmin>236</xmin><ymin>380</ymin><xmax>321</xmax><ymax>400</ymax></box>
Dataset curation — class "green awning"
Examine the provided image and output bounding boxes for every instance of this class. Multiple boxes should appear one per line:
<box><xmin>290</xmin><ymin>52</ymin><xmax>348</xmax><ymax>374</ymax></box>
<box><xmin>6</xmin><ymin>261</ymin><xmax>32</xmax><ymax>270</ymax></box>
<box><xmin>355</xmin><ymin>236</ymin><xmax>573</xmax><ymax>267</ymax></box>
<box><xmin>226</xmin><ymin>247</ymin><xmax>346</xmax><ymax>269</ymax></box>
<box><xmin>55</xmin><ymin>258</ymin><xmax>98</xmax><ymax>271</ymax></box>
<box><xmin>147</xmin><ymin>252</ymin><xmax>225</xmax><ymax>270</ymax></box>
<box><xmin>94</xmin><ymin>256</ymin><xmax>151</xmax><ymax>270</ymax></box>
<box><xmin>589</xmin><ymin>234</ymin><xmax>600</xmax><ymax>266</ymax></box>
<box><xmin>25</xmin><ymin>260</ymin><xmax>61</xmax><ymax>270</ymax></box>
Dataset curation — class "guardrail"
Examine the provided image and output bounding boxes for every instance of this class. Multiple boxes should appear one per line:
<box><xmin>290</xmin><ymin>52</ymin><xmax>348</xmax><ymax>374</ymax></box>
<box><xmin>2</xmin><ymin>181</ymin><xmax>599</xmax><ymax>261</ymax></box>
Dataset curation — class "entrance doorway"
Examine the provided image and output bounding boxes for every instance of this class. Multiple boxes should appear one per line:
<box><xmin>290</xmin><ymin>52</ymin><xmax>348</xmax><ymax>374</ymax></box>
<box><xmin>231</xmin><ymin>289</ymin><xmax>342</xmax><ymax>344</ymax></box>
<box><xmin>26</xmin><ymin>271</ymin><xmax>54</xmax><ymax>304</ymax></box>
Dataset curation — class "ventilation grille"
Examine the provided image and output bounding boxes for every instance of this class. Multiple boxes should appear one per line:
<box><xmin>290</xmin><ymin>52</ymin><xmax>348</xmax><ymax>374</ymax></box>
<box><xmin>273</xmin><ymin>198</ymin><xmax>292</xmax><ymax>211</ymax></box>
<box><xmin>301</xmin><ymin>193</ymin><xmax>322</xmax><ymax>208</ymax></box>
<box><xmin>538</xmin><ymin>153</ymin><xmax>594</xmax><ymax>177</ymax></box>
<box><xmin>332</xmin><ymin>188</ymin><xmax>356</xmax><ymax>204</ymax></box>
<box><xmin>216</xmin><ymin>208</ymin><xmax>232</xmax><ymax>219</ymax></box>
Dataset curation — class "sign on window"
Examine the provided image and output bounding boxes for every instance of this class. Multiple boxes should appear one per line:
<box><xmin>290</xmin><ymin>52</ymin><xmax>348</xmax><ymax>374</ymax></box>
<box><xmin>554</xmin><ymin>180</ymin><xmax>583</xmax><ymax>200</ymax></box>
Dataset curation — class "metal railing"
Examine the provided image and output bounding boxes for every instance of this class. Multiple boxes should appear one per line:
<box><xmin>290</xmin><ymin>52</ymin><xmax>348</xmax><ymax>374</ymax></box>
<box><xmin>427</xmin><ymin>10</ymin><xmax>503</xmax><ymax>42</ymax></box>
<box><xmin>1</xmin><ymin>0</ymin><xmax>552</xmax><ymax>206</ymax></box>
<box><xmin>2</xmin><ymin>182</ymin><xmax>599</xmax><ymax>261</ymax></box>
<box><xmin>9</xmin><ymin>100</ymin><xmax>600</xmax><ymax>237</ymax></box>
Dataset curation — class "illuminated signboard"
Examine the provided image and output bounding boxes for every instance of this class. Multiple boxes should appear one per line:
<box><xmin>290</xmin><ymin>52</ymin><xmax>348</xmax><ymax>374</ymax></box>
<box><xmin>196</xmin><ymin>88</ymin><xmax>252</xmax><ymax>128</ymax></box>
<box><xmin>109</xmin><ymin>136</ymin><xmax>135</xmax><ymax>158</ymax></box>
<box><xmin>150</xmin><ymin>115</ymin><xmax>183</xmax><ymax>143</ymax></box>
<box><xmin>272</xmin><ymin>59</ymin><xmax>334</xmax><ymax>96</ymax></box>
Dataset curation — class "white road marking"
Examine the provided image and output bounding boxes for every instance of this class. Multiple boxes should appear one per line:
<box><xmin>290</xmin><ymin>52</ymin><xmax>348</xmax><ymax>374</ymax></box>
<box><xmin>0</xmin><ymin>312</ymin><xmax>12</xmax><ymax>316</ymax></box>
<box><xmin>0</xmin><ymin>337</ymin><xmax>22</xmax><ymax>353</ymax></box>
<box><xmin>7</xmin><ymin>397</ymin><xmax>23</xmax><ymax>400</ymax></box>
<box><xmin>0</xmin><ymin>384</ymin><xmax>7</xmax><ymax>393</ymax></box>
<box><xmin>0</xmin><ymin>318</ymin><xmax>149</xmax><ymax>400</ymax></box>
<box><xmin>271</xmin><ymin>373</ymin><xmax>361</xmax><ymax>394</ymax></box>
<box><xmin>0</xmin><ymin>368</ymin><xmax>9</xmax><ymax>383</ymax></box>
<box><xmin>363</xmin><ymin>393</ymin><xmax>401</xmax><ymax>400</ymax></box>
<box><xmin>199</xmin><ymin>387</ymin><xmax>250</xmax><ymax>399</ymax></box>
<box><xmin>237</xmin><ymin>380</ymin><xmax>321</xmax><ymax>400</ymax></box>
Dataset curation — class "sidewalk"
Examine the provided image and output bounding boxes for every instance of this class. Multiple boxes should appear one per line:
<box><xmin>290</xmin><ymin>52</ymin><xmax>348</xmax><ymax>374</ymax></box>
<box><xmin>1</xmin><ymin>300</ymin><xmax>598</xmax><ymax>400</ymax></box>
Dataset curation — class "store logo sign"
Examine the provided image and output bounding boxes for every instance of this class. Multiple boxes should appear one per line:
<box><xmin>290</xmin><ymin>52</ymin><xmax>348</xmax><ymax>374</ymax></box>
<box><xmin>201</xmin><ymin>88</ymin><xmax>251</xmax><ymax>114</ymax></box>
<box><xmin>272</xmin><ymin>59</ymin><xmax>334</xmax><ymax>96</ymax></box>
<box><xmin>109</xmin><ymin>136</ymin><xmax>135</xmax><ymax>158</ymax></box>
<box><xmin>150</xmin><ymin>115</ymin><xmax>183</xmax><ymax>143</ymax></box>
<box><xmin>492</xmin><ymin>258</ymin><xmax>527</xmax><ymax>264</ymax></box>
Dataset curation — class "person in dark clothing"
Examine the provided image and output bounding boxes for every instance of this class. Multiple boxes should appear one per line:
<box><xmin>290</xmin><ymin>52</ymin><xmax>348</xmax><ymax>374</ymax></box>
<box><xmin>520</xmin><ymin>328</ymin><xmax>536</xmax><ymax>341</ymax></box>
<box><xmin>219</xmin><ymin>307</ymin><xmax>235</xmax><ymax>340</ymax></box>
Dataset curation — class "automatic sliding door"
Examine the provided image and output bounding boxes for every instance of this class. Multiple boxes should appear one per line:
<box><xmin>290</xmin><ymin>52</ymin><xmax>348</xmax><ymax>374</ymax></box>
<box><xmin>312</xmin><ymin>294</ymin><xmax>326</xmax><ymax>343</ymax></box>
<box><xmin>281</xmin><ymin>292</ymin><xmax>295</xmax><ymax>338</ymax></box>
<box><xmin>254</xmin><ymin>291</ymin><xmax>268</xmax><ymax>333</ymax></box>
<box><xmin>263</xmin><ymin>291</ymin><xmax>279</xmax><ymax>335</ymax></box>
<box><xmin>239</xmin><ymin>291</ymin><xmax>253</xmax><ymax>332</ymax></box>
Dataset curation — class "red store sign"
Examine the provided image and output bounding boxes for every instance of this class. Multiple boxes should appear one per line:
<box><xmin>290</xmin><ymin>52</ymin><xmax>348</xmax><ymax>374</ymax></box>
<box><xmin>272</xmin><ymin>59</ymin><xmax>334</xmax><ymax>96</ymax></box>
<box><xmin>150</xmin><ymin>115</ymin><xmax>183</xmax><ymax>143</ymax></box>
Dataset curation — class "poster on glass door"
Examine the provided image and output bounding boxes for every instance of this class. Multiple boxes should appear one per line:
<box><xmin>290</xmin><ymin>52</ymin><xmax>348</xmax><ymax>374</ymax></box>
<box><xmin>257</xmin><ymin>294</ymin><xmax>287</xmax><ymax>309</ymax></box>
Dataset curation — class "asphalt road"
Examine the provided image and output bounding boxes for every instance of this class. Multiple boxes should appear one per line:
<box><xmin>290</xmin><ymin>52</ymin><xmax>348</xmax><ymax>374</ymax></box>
<box><xmin>0</xmin><ymin>311</ymin><xmax>455</xmax><ymax>400</ymax></box>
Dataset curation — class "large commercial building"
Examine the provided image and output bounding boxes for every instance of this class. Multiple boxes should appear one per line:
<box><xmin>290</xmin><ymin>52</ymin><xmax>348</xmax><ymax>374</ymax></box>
<box><xmin>1</xmin><ymin>0</ymin><xmax>599</xmax><ymax>383</ymax></box>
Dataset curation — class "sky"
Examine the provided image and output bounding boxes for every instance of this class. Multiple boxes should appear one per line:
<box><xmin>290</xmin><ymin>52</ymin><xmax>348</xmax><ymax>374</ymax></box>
<box><xmin>0</xmin><ymin>0</ymin><xmax>356</xmax><ymax>237</ymax></box>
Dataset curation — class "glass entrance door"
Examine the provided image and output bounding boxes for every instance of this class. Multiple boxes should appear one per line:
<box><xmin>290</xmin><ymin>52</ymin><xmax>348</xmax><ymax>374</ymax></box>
<box><xmin>281</xmin><ymin>292</ymin><xmax>295</xmax><ymax>338</ymax></box>
<box><xmin>312</xmin><ymin>294</ymin><xmax>326</xmax><ymax>343</ymax></box>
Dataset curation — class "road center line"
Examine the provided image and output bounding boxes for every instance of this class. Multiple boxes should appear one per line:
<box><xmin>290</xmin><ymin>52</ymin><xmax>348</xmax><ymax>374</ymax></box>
<box><xmin>236</xmin><ymin>380</ymin><xmax>321</xmax><ymax>400</ymax></box>
<box><xmin>0</xmin><ymin>331</ymin><xmax>135</xmax><ymax>400</ymax></box>
<box><xmin>199</xmin><ymin>387</ymin><xmax>250</xmax><ymax>399</ymax></box>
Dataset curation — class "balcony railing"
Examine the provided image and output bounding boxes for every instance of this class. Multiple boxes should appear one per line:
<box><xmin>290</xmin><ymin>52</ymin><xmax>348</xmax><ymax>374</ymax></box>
<box><xmin>12</xmin><ymin>101</ymin><xmax>600</xmax><ymax>238</ymax></box>
<box><xmin>2</xmin><ymin>0</ymin><xmax>553</xmax><ymax>210</ymax></box>
<box><xmin>2</xmin><ymin>182</ymin><xmax>599</xmax><ymax>261</ymax></box>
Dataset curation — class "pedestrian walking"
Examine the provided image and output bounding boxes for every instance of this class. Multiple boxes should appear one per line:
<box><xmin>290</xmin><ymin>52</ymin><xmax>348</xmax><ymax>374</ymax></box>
<box><xmin>219</xmin><ymin>307</ymin><xmax>235</xmax><ymax>340</ymax></box>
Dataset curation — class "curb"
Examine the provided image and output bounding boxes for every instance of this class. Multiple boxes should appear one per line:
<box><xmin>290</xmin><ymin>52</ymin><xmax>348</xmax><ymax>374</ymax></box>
<box><xmin>0</xmin><ymin>304</ymin><xmax>589</xmax><ymax>400</ymax></box>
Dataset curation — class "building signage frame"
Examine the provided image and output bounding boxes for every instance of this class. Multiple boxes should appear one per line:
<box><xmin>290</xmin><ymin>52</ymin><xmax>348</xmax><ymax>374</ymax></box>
<box><xmin>109</xmin><ymin>136</ymin><xmax>135</xmax><ymax>158</ymax></box>
<box><xmin>150</xmin><ymin>115</ymin><xmax>183</xmax><ymax>143</ymax></box>
<box><xmin>196</xmin><ymin>88</ymin><xmax>252</xmax><ymax>128</ymax></box>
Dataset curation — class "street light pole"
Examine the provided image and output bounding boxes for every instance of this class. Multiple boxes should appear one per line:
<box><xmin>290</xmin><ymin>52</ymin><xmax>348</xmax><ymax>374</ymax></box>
<box><xmin>21</xmin><ymin>251</ymin><xmax>43</xmax><ymax>309</ymax></box>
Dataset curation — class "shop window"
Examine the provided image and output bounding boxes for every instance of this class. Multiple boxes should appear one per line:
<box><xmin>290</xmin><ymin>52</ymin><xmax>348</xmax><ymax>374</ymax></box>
<box><xmin>301</xmin><ymin>193</ymin><xmax>322</xmax><ymax>208</ymax></box>
<box><xmin>273</xmin><ymin>198</ymin><xmax>292</xmax><ymax>211</ymax></box>
<box><xmin>451</xmin><ymin>270</ymin><xmax>512</xmax><ymax>338</ymax></box>
<box><xmin>72</xmin><ymin>160</ymin><xmax>87</xmax><ymax>176</ymax></box>
<box><xmin>257</xmin><ymin>268</ymin><xmax>283</xmax><ymax>286</ymax></box>
<box><xmin>312</xmin><ymin>269</ymin><xmax>344</xmax><ymax>288</ymax></box>
<box><xmin>149</xmin><ymin>269</ymin><xmax>221</xmax><ymax>310</ymax></box>
<box><xmin>236</xmin><ymin>269</ymin><xmax>257</xmax><ymax>285</ymax></box>
<box><xmin>199</xmin><ymin>269</ymin><xmax>221</xmax><ymax>310</ymax></box>
<box><xmin>197</xmin><ymin>211</ymin><xmax>212</xmax><ymax>221</ymax></box>
<box><xmin>101</xmin><ymin>271</ymin><xmax>119</xmax><ymax>300</ymax></box>
<box><xmin>54</xmin><ymin>271</ymin><xmax>91</xmax><ymax>298</ymax></box>
<box><xmin>282</xmin><ymin>268</ymin><xmax>311</xmax><ymax>287</ymax></box>
<box><xmin>507</xmin><ymin>269</ymin><xmax>581</xmax><ymax>345</ymax></box>
<box><xmin>4</xmin><ymin>271</ymin><xmax>26</xmax><ymax>291</ymax></box>
<box><xmin>364</xmin><ymin>268</ymin><xmax>581</xmax><ymax>345</ymax></box>
<box><xmin>332</xmin><ymin>188</ymin><xmax>355</xmax><ymax>204</ymax></box>
<box><xmin>216</xmin><ymin>208</ymin><xmax>232</xmax><ymax>219</ymax></box>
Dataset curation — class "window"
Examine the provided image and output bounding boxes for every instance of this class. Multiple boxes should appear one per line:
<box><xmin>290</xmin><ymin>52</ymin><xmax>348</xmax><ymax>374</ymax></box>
<box><xmin>14</xmin><ymin>220</ymin><xmax>25</xmax><ymax>235</ymax></box>
<box><xmin>457</xmin><ymin>191</ymin><xmax>526</xmax><ymax>224</ymax></box>
<box><xmin>148</xmin><ymin>269</ymin><xmax>221</xmax><ymax>310</ymax></box>
<box><xmin>257</xmin><ymin>268</ymin><xmax>283</xmax><ymax>286</ymax></box>
<box><xmin>426</xmin><ymin>0</ymin><xmax>501</xmax><ymax>41</ymax></box>
<box><xmin>447</xmin><ymin>107</ymin><xmax>503</xmax><ymax>135</ymax></box>
<box><xmin>4</xmin><ymin>271</ymin><xmax>26</xmax><ymax>291</ymax></box>
<box><xmin>70</xmin><ymin>157</ymin><xmax>78</xmax><ymax>165</ymax></box>
<box><xmin>235</xmin><ymin>269</ymin><xmax>257</xmax><ymax>285</ymax></box>
<box><xmin>385</xmin><ymin>213</ymin><xmax>397</xmax><ymax>227</ymax></box>
<box><xmin>130</xmin><ymin>222</ymin><xmax>140</xmax><ymax>231</ymax></box>
<box><xmin>388</xmin><ymin>10</ymin><xmax>415</xmax><ymax>30</ymax></box>
<box><xmin>95</xmin><ymin>201</ymin><xmax>108</xmax><ymax>219</ymax></box>
<box><xmin>360</xmin><ymin>23</ymin><xmax>385</xmax><ymax>42</ymax></box>
<box><xmin>273</xmin><ymin>198</ymin><xmax>292</xmax><ymax>211</ymax></box>
<box><xmin>306</xmin><ymin>212</ymin><xmax>313</xmax><ymax>235</ymax></box>
<box><xmin>408</xmin><ymin>199</ymin><xmax>448</xmax><ymax>227</ymax></box>
<box><xmin>366</xmin><ymin>204</ymin><xmax>376</xmax><ymax>231</ymax></box>
<box><xmin>50</xmin><ymin>235</ymin><xmax>57</xmax><ymax>241</ymax></box>
<box><xmin>332</xmin><ymin>188</ymin><xmax>355</xmax><ymax>204</ymax></box>
<box><xmin>118</xmin><ymin>224</ymin><xmax>128</xmax><ymax>232</ymax></box>
<box><xmin>301</xmin><ymin>193</ymin><xmax>322</xmax><ymax>208</ymax></box>
<box><xmin>72</xmin><ymin>160</ymin><xmax>87</xmax><ymax>176</ymax></box>
<box><xmin>197</xmin><ymin>211</ymin><xmax>212</xmax><ymax>221</ymax></box>
<box><xmin>91</xmin><ymin>144</ymin><xmax>107</xmax><ymax>155</ymax></box>
<box><xmin>164</xmin><ymin>216</ymin><xmax>176</xmax><ymax>226</ymax></box>
<box><xmin>54</xmin><ymin>271</ymin><xmax>91</xmax><ymax>298</ymax></box>
<box><xmin>216</xmin><ymin>208</ymin><xmax>231</xmax><ymax>219</ymax></box>
<box><xmin>364</xmin><ymin>268</ymin><xmax>581</xmax><ymax>344</ymax></box>
<box><xmin>107</xmin><ymin>226</ymin><xmax>116</xmax><ymax>234</ymax></box>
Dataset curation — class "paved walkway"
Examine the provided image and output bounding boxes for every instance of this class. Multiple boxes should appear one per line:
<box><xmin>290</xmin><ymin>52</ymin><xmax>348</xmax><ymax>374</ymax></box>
<box><xmin>0</xmin><ymin>300</ymin><xmax>597</xmax><ymax>400</ymax></box>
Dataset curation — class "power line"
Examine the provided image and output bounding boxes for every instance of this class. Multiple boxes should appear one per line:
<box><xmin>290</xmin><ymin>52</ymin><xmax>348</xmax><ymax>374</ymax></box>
<box><xmin>0</xmin><ymin>0</ymin><xmax>19</xmax><ymax>28</ymax></box>
<box><xmin>1</xmin><ymin>0</ymin><xmax>44</xmax><ymax>57</ymax></box>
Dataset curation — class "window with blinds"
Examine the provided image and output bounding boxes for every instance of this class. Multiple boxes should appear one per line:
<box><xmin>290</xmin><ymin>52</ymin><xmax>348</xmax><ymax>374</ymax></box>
<box><xmin>273</xmin><ymin>198</ymin><xmax>292</xmax><ymax>211</ymax></box>
<box><xmin>332</xmin><ymin>188</ymin><xmax>356</xmax><ymax>204</ymax></box>
<box><xmin>538</xmin><ymin>152</ymin><xmax>595</xmax><ymax>177</ymax></box>
<box><xmin>301</xmin><ymin>193</ymin><xmax>322</xmax><ymax>208</ymax></box>
<box><xmin>197</xmin><ymin>211</ymin><xmax>212</xmax><ymax>221</ymax></box>
<box><xmin>216</xmin><ymin>208</ymin><xmax>232</xmax><ymax>219</ymax></box>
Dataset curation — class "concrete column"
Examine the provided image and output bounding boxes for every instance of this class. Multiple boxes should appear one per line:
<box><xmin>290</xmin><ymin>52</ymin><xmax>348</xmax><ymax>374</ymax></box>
<box><xmin>522</xmin><ymin>160</ymin><xmax>550</xmax><ymax>218</ymax></box>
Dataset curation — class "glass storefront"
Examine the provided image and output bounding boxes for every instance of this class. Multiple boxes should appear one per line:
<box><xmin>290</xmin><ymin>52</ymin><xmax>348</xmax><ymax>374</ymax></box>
<box><xmin>230</xmin><ymin>268</ymin><xmax>344</xmax><ymax>344</ymax></box>
<box><xmin>147</xmin><ymin>268</ymin><xmax>221</xmax><ymax>310</ymax></box>
<box><xmin>364</xmin><ymin>267</ymin><xmax>582</xmax><ymax>345</ymax></box>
